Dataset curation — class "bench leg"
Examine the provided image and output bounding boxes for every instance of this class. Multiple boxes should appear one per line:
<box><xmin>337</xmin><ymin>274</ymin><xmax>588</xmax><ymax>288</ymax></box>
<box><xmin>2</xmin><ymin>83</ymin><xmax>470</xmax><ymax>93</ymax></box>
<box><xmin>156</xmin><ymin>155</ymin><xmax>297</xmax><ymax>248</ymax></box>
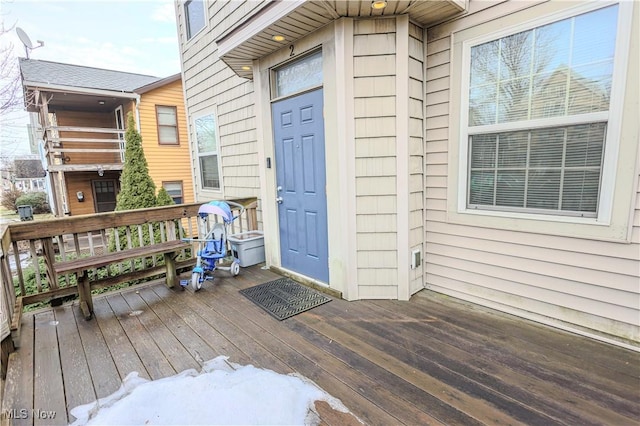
<box><xmin>164</xmin><ymin>252</ymin><xmax>177</xmax><ymax>289</ymax></box>
<box><xmin>77</xmin><ymin>272</ymin><xmax>93</xmax><ymax>320</ymax></box>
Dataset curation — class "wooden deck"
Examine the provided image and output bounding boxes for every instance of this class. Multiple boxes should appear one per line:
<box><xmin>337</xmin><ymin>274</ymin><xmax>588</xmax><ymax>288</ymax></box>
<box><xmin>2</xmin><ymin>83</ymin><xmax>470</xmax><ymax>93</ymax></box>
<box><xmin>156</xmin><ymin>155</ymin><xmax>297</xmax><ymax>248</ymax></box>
<box><xmin>2</xmin><ymin>265</ymin><xmax>639</xmax><ymax>425</ymax></box>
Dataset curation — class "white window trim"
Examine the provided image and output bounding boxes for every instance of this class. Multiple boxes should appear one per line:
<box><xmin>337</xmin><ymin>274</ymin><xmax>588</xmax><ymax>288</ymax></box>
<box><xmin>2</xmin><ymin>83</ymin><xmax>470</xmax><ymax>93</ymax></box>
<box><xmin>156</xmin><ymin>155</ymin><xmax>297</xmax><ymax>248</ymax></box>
<box><xmin>192</xmin><ymin>106</ymin><xmax>223</xmax><ymax>195</ymax></box>
<box><xmin>456</xmin><ymin>0</ymin><xmax>633</xmax><ymax>226</ymax></box>
<box><xmin>446</xmin><ymin>1</ymin><xmax>640</xmax><ymax>242</ymax></box>
<box><xmin>183</xmin><ymin>0</ymin><xmax>207</xmax><ymax>43</ymax></box>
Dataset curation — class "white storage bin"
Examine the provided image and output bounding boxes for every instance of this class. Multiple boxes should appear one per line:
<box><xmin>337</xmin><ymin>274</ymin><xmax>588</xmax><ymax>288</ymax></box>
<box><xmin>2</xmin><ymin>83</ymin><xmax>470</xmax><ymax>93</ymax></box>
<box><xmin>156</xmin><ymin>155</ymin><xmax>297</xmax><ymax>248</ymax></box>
<box><xmin>228</xmin><ymin>231</ymin><xmax>265</xmax><ymax>267</ymax></box>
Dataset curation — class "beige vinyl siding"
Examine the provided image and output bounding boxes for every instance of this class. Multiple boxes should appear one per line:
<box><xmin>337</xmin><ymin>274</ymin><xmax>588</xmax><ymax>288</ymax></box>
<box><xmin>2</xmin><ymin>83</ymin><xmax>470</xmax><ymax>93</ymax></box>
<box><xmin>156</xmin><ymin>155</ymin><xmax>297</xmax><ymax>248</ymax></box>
<box><xmin>137</xmin><ymin>79</ymin><xmax>194</xmax><ymax>205</ymax></box>
<box><xmin>425</xmin><ymin>2</ymin><xmax>640</xmax><ymax>344</ymax></box>
<box><xmin>408</xmin><ymin>22</ymin><xmax>425</xmax><ymax>295</ymax></box>
<box><xmin>178</xmin><ymin>0</ymin><xmax>264</xmax><ymax>200</ymax></box>
<box><xmin>425</xmin><ymin>34</ymin><xmax>450</xmax><ymax>231</ymax></box>
<box><xmin>354</xmin><ymin>18</ymin><xmax>398</xmax><ymax>299</ymax></box>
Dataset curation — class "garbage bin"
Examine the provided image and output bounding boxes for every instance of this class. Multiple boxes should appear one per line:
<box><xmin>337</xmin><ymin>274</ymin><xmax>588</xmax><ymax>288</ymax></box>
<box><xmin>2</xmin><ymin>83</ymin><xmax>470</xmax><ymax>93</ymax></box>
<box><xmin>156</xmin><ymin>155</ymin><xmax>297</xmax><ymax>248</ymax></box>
<box><xmin>17</xmin><ymin>205</ymin><xmax>33</xmax><ymax>221</ymax></box>
<box><xmin>228</xmin><ymin>231</ymin><xmax>265</xmax><ymax>267</ymax></box>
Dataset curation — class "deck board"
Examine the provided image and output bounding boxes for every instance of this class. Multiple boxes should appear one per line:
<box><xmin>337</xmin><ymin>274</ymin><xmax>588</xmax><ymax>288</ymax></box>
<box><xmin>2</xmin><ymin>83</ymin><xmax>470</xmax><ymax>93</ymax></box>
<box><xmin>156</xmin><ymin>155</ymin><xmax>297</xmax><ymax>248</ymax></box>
<box><xmin>150</xmin><ymin>285</ymin><xmax>252</xmax><ymax>365</ymax></box>
<box><xmin>3</xmin><ymin>265</ymin><xmax>639</xmax><ymax>425</ymax></box>
<box><xmin>120</xmin><ymin>290</ymin><xmax>200</xmax><ymax>374</ymax></box>
<box><xmin>2</xmin><ymin>316</ymin><xmax>34</xmax><ymax>426</ymax></box>
<box><xmin>339</xmin><ymin>302</ymin><xmax>591</xmax><ymax>425</ymax></box>
<box><xmin>33</xmin><ymin>311</ymin><xmax>66</xmax><ymax>426</ymax></box>
<box><xmin>54</xmin><ymin>306</ymin><xmax>95</xmax><ymax>414</ymax></box>
<box><xmin>105</xmin><ymin>294</ymin><xmax>176</xmax><ymax>380</ymax></box>
<box><xmin>371</xmin><ymin>298</ymin><xmax>640</xmax><ymax>422</ymax></box>
<box><xmin>212</xmin><ymin>275</ymin><xmax>412</xmax><ymax>425</ymax></box>
<box><xmin>72</xmin><ymin>301</ymin><xmax>121</xmax><ymax>400</ymax></box>
<box><xmin>137</xmin><ymin>287</ymin><xmax>219</xmax><ymax>366</ymax></box>
<box><xmin>92</xmin><ymin>298</ymin><xmax>149</xmax><ymax>381</ymax></box>
<box><xmin>379</xmin><ymin>296</ymin><xmax>640</xmax><ymax>411</ymax></box>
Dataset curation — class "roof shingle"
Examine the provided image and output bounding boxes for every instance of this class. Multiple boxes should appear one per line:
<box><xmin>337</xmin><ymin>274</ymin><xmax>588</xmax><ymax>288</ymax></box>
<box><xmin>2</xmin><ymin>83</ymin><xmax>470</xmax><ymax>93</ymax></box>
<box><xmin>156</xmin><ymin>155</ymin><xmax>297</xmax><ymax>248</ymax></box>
<box><xmin>19</xmin><ymin>58</ymin><xmax>160</xmax><ymax>92</ymax></box>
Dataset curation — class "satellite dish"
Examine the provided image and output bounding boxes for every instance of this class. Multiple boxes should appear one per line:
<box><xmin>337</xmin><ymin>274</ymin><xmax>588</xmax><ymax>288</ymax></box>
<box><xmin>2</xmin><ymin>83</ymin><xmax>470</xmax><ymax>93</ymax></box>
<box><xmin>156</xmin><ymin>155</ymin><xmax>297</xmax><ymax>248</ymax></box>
<box><xmin>16</xmin><ymin>27</ymin><xmax>33</xmax><ymax>49</ymax></box>
<box><xmin>16</xmin><ymin>27</ymin><xmax>44</xmax><ymax>58</ymax></box>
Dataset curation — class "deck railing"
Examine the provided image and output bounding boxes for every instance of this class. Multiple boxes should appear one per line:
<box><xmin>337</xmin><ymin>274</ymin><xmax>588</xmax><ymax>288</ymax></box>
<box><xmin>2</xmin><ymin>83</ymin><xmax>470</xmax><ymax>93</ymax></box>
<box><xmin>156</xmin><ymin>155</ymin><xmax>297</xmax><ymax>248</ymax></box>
<box><xmin>44</xmin><ymin>125</ymin><xmax>126</xmax><ymax>171</ymax></box>
<box><xmin>0</xmin><ymin>199</ymin><xmax>258</xmax><ymax>376</ymax></box>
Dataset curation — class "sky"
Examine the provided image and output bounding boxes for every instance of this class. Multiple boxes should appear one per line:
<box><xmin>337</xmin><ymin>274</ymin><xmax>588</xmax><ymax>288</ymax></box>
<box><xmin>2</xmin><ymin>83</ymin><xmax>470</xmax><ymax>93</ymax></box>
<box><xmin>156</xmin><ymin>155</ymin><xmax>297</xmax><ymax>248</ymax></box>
<box><xmin>69</xmin><ymin>355</ymin><xmax>355</xmax><ymax>426</ymax></box>
<box><xmin>0</xmin><ymin>0</ymin><xmax>181</xmax><ymax>157</ymax></box>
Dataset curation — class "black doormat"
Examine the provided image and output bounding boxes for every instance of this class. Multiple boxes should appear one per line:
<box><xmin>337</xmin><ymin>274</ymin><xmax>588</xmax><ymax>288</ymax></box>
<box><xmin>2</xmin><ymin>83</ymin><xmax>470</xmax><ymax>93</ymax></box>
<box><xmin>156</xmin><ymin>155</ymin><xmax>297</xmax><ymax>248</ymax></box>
<box><xmin>239</xmin><ymin>278</ymin><xmax>331</xmax><ymax>320</ymax></box>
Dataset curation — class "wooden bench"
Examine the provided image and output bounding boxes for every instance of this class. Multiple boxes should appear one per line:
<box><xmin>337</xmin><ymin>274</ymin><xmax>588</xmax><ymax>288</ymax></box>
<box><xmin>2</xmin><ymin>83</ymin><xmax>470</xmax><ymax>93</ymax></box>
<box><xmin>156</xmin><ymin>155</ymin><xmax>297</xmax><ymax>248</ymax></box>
<box><xmin>54</xmin><ymin>240</ymin><xmax>190</xmax><ymax>320</ymax></box>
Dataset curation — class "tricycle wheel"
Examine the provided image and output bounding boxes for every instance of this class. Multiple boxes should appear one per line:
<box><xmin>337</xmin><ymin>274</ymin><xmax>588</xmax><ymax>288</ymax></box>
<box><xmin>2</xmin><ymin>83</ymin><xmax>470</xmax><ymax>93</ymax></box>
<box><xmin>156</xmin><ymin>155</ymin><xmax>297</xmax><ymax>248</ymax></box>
<box><xmin>231</xmin><ymin>261</ymin><xmax>240</xmax><ymax>277</ymax></box>
<box><xmin>191</xmin><ymin>272</ymin><xmax>202</xmax><ymax>291</ymax></box>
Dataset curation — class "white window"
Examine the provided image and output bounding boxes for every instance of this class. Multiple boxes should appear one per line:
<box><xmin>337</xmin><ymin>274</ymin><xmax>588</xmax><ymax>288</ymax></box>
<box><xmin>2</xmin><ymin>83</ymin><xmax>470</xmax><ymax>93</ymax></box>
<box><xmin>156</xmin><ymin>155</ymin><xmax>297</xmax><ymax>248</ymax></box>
<box><xmin>463</xmin><ymin>4</ymin><xmax>621</xmax><ymax>218</ymax></box>
<box><xmin>184</xmin><ymin>0</ymin><xmax>205</xmax><ymax>40</ymax></box>
<box><xmin>156</xmin><ymin>106</ymin><xmax>179</xmax><ymax>145</ymax></box>
<box><xmin>194</xmin><ymin>112</ymin><xmax>221</xmax><ymax>191</ymax></box>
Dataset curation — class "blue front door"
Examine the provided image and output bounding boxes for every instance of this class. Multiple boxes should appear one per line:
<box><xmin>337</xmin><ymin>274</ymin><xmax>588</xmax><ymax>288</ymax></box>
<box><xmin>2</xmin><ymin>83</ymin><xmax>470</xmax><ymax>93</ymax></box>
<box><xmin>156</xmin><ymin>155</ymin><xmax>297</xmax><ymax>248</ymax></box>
<box><xmin>272</xmin><ymin>89</ymin><xmax>329</xmax><ymax>283</ymax></box>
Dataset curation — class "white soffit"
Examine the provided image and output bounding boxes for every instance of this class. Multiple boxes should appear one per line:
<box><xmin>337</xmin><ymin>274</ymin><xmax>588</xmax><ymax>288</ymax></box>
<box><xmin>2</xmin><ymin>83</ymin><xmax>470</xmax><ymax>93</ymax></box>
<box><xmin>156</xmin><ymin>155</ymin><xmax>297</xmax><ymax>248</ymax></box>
<box><xmin>217</xmin><ymin>0</ymin><xmax>467</xmax><ymax>79</ymax></box>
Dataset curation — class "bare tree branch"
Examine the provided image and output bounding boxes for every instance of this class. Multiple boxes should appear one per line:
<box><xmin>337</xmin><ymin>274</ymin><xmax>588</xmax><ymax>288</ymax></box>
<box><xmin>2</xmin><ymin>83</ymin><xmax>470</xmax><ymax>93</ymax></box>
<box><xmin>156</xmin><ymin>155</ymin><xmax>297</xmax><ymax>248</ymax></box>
<box><xmin>0</xmin><ymin>20</ymin><xmax>21</xmax><ymax>115</ymax></box>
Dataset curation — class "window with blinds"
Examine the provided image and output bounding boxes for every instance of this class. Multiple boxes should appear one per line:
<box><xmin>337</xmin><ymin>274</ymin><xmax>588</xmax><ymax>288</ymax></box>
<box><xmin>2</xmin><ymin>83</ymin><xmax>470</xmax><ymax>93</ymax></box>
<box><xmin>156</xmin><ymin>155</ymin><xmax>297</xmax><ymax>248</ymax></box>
<box><xmin>156</xmin><ymin>106</ymin><xmax>179</xmax><ymax>145</ymax></box>
<box><xmin>466</xmin><ymin>5</ymin><xmax>619</xmax><ymax>217</ymax></box>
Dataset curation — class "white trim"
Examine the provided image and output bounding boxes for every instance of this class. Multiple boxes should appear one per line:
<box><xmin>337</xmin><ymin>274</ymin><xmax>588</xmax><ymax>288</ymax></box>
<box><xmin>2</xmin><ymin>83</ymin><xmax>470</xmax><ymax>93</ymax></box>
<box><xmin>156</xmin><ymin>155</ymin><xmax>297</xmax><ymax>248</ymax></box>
<box><xmin>456</xmin><ymin>1</ymin><xmax>631</xmax><ymax>225</ymax></box>
<box><xmin>270</xmin><ymin>84</ymin><xmax>323</xmax><ymax>104</ymax></box>
<box><xmin>461</xmin><ymin>0</ymin><xmax>620</xmax><ymax>48</ymax></box>
<box><xmin>599</xmin><ymin>0</ymin><xmax>634</xmax><ymax>225</ymax></box>
<box><xmin>23</xmin><ymin>81</ymin><xmax>138</xmax><ymax>99</ymax></box>
<box><xmin>335</xmin><ymin>18</ymin><xmax>358</xmax><ymax>301</ymax></box>
<box><xmin>114</xmin><ymin>105</ymin><xmax>125</xmax><ymax>162</ymax></box>
<box><xmin>255</xmin><ymin>23</ymin><xmax>344</xmax><ymax>294</ymax></box>
<box><xmin>421</xmin><ymin>25</ymin><xmax>429</xmax><ymax>292</ymax></box>
<box><xmin>217</xmin><ymin>0</ymin><xmax>307</xmax><ymax>58</ymax></box>
<box><xmin>191</xmin><ymin>106</ymin><xmax>224</xmax><ymax>195</ymax></box>
<box><xmin>396</xmin><ymin>15</ymin><xmax>411</xmax><ymax>301</ymax></box>
<box><xmin>467</xmin><ymin>112</ymin><xmax>609</xmax><ymax>135</ymax></box>
<box><xmin>175</xmin><ymin>8</ymin><xmax>198</xmax><ymax>205</ymax></box>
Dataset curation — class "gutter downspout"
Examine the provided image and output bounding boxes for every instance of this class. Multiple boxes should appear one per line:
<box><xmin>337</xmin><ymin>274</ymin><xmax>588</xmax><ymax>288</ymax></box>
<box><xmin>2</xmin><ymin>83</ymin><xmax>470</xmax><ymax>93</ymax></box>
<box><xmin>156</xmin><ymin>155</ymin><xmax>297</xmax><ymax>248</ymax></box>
<box><xmin>135</xmin><ymin>94</ymin><xmax>142</xmax><ymax>132</ymax></box>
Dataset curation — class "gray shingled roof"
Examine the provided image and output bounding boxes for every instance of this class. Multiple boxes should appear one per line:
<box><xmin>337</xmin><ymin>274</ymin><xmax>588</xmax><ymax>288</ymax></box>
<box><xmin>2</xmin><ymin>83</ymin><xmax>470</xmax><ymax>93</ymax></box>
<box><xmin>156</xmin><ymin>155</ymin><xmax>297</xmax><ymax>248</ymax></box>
<box><xmin>19</xmin><ymin>58</ymin><xmax>160</xmax><ymax>93</ymax></box>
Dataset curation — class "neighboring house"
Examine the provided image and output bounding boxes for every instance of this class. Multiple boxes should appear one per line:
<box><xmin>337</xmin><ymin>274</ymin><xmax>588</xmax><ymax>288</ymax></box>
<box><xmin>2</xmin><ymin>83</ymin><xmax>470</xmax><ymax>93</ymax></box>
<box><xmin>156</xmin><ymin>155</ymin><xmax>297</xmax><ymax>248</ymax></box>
<box><xmin>19</xmin><ymin>59</ymin><xmax>194</xmax><ymax>216</ymax></box>
<box><xmin>133</xmin><ymin>75</ymin><xmax>194</xmax><ymax>206</ymax></box>
<box><xmin>1</xmin><ymin>156</ymin><xmax>46</xmax><ymax>193</ymax></box>
<box><xmin>175</xmin><ymin>1</ymin><xmax>639</xmax><ymax>348</ymax></box>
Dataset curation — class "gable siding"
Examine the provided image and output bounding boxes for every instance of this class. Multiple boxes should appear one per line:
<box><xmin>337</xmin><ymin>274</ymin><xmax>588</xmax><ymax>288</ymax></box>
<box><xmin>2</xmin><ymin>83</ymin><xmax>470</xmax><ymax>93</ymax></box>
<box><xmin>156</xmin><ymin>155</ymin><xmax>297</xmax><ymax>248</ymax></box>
<box><xmin>137</xmin><ymin>79</ymin><xmax>194</xmax><ymax>205</ymax></box>
<box><xmin>354</xmin><ymin>18</ymin><xmax>398</xmax><ymax>299</ymax></box>
<box><xmin>178</xmin><ymin>0</ymin><xmax>264</xmax><ymax>200</ymax></box>
<box><xmin>424</xmin><ymin>2</ymin><xmax>640</xmax><ymax>344</ymax></box>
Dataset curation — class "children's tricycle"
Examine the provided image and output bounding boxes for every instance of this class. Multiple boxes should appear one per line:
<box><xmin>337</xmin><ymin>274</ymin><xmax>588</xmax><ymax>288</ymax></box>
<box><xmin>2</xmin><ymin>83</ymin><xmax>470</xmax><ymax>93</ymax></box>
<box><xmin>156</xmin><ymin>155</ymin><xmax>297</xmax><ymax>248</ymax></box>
<box><xmin>182</xmin><ymin>200</ymin><xmax>245</xmax><ymax>291</ymax></box>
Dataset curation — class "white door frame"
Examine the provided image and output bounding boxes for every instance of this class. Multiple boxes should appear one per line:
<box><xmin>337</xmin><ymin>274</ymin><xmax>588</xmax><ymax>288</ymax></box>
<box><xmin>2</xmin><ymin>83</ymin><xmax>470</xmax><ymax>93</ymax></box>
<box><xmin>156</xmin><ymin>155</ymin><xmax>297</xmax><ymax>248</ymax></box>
<box><xmin>254</xmin><ymin>19</ymin><xmax>358</xmax><ymax>299</ymax></box>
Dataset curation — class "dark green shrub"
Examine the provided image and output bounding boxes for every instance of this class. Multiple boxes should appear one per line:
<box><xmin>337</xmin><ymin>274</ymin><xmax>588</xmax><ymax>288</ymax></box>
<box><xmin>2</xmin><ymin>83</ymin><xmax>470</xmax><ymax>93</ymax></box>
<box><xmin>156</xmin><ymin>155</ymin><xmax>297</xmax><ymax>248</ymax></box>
<box><xmin>110</xmin><ymin>113</ymin><xmax>158</xmax><ymax>252</ymax></box>
<box><xmin>156</xmin><ymin>187</ymin><xmax>175</xmax><ymax>206</ymax></box>
<box><xmin>15</xmin><ymin>191</ymin><xmax>50</xmax><ymax>214</ymax></box>
<box><xmin>114</xmin><ymin>113</ymin><xmax>157</xmax><ymax>211</ymax></box>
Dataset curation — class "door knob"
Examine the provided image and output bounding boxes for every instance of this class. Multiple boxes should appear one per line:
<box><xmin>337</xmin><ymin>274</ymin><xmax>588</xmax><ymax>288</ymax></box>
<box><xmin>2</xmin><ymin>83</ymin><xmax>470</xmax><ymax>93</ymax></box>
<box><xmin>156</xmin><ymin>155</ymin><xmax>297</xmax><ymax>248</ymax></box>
<box><xmin>276</xmin><ymin>196</ymin><xmax>283</xmax><ymax>204</ymax></box>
